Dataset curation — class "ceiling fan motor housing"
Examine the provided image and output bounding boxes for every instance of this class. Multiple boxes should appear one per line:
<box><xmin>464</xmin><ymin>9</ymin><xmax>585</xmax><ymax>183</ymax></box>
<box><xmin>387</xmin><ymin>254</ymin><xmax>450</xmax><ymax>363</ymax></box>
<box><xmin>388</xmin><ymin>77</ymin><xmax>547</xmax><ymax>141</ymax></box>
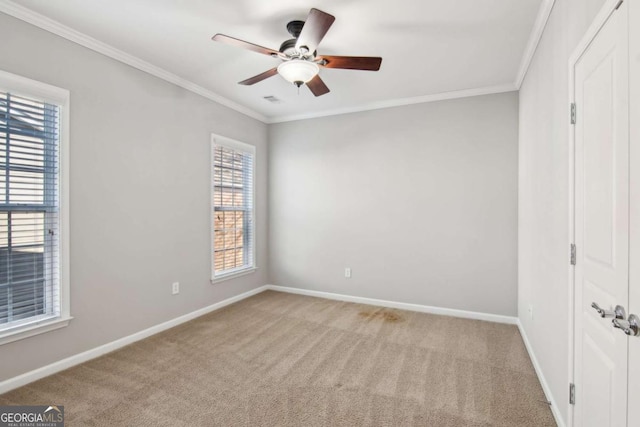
<box><xmin>279</xmin><ymin>38</ymin><xmax>316</xmax><ymax>59</ymax></box>
<box><xmin>281</xmin><ymin>20</ymin><xmax>316</xmax><ymax>58</ymax></box>
<box><xmin>279</xmin><ymin>38</ymin><xmax>298</xmax><ymax>55</ymax></box>
<box><xmin>286</xmin><ymin>20</ymin><xmax>305</xmax><ymax>38</ymax></box>
<box><xmin>279</xmin><ymin>39</ymin><xmax>317</xmax><ymax>58</ymax></box>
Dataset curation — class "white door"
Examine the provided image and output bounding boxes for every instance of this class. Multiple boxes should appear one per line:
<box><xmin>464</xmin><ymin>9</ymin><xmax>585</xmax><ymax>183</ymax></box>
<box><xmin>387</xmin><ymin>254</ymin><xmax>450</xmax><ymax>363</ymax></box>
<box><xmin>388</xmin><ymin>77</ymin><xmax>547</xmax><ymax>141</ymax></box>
<box><xmin>573</xmin><ymin>2</ymin><xmax>629</xmax><ymax>426</ymax></box>
<box><xmin>628</xmin><ymin>0</ymin><xmax>640</xmax><ymax>425</ymax></box>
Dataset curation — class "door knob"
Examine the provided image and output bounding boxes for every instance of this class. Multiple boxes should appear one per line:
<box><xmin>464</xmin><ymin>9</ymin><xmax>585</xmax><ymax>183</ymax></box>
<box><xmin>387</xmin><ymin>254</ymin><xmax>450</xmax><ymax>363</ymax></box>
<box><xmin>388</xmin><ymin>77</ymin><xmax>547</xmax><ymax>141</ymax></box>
<box><xmin>612</xmin><ymin>314</ymin><xmax>640</xmax><ymax>337</ymax></box>
<box><xmin>591</xmin><ymin>302</ymin><xmax>626</xmax><ymax>319</ymax></box>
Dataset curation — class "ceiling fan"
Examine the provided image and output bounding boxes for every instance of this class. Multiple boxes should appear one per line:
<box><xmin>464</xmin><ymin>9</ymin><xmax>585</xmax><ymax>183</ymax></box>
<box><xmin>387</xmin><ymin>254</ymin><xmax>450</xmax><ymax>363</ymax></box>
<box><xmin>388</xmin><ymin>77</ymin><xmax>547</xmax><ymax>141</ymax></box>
<box><xmin>212</xmin><ymin>8</ymin><xmax>382</xmax><ymax>97</ymax></box>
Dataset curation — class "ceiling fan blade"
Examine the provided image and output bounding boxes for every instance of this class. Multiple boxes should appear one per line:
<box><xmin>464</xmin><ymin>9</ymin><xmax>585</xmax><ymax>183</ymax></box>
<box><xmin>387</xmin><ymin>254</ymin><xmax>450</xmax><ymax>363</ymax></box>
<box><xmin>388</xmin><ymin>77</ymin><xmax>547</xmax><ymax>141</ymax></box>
<box><xmin>239</xmin><ymin>68</ymin><xmax>279</xmax><ymax>85</ymax></box>
<box><xmin>306</xmin><ymin>75</ymin><xmax>330</xmax><ymax>97</ymax></box>
<box><xmin>295</xmin><ymin>8</ymin><xmax>335</xmax><ymax>53</ymax></box>
<box><xmin>212</xmin><ymin>34</ymin><xmax>280</xmax><ymax>57</ymax></box>
<box><xmin>319</xmin><ymin>56</ymin><xmax>383</xmax><ymax>71</ymax></box>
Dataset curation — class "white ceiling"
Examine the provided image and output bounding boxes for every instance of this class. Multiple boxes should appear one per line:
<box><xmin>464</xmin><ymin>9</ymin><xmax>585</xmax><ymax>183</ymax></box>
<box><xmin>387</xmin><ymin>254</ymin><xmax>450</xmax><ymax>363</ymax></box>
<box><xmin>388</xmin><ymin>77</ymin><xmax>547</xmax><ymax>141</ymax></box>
<box><xmin>9</xmin><ymin>0</ymin><xmax>543</xmax><ymax>122</ymax></box>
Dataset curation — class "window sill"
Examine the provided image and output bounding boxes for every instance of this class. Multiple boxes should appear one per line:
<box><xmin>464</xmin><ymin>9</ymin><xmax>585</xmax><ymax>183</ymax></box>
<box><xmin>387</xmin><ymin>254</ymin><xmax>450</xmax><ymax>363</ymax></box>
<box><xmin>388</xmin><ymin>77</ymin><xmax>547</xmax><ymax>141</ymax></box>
<box><xmin>0</xmin><ymin>316</ymin><xmax>73</xmax><ymax>346</ymax></box>
<box><xmin>211</xmin><ymin>267</ymin><xmax>258</xmax><ymax>284</ymax></box>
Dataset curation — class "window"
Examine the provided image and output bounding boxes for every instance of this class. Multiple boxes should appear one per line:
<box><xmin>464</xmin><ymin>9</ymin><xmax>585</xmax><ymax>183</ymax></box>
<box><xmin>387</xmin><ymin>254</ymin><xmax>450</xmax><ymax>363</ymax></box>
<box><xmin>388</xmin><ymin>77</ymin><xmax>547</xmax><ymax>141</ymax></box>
<box><xmin>0</xmin><ymin>71</ymin><xmax>70</xmax><ymax>344</ymax></box>
<box><xmin>211</xmin><ymin>135</ymin><xmax>256</xmax><ymax>281</ymax></box>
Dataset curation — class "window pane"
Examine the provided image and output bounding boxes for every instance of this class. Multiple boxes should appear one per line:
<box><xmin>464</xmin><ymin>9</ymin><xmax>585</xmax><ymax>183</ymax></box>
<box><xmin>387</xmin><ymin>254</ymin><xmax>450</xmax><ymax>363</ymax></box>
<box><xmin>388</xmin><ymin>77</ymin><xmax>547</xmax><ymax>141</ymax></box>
<box><xmin>8</xmin><ymin>135</ymin><xmax>45</xmax><ymax>169</ymax></box>
<box><xmin>214</xmin><ymin>227</ymin><xmax>224</xmax><ymax>251</ymax></box>
<box><xmin>8</xmin><ymin>169</ymin><xmax>44</xmax><ymax>204</ymax></box>
<box><xmin>0</xmin><ymin>89</ymin><xmax>60</xmax><ymax>329</ymax></box>
<box><xmin>9</xmin><ymin>277</ymin><xmax>45</xmax><ymax>321</ymax></box>
<box><xmin>235</xmin><ymin>230</ymin><xmax>243</xmax><ymax>247</ymax></box>
<box><xmin>234</xmin><ymin>248</ymin><xmax>243</xmax><ymax>267</ymax></box>
<box><xmin>0</xmin><ymin>287</ymin><xmax>7</xmax><ymax>324</ymax></box>
<box><xmin>0</xmin><ymin>212</ymin><xmax>7</xmax><ymax>248</ymax></box>
<box><xmin>212</xmin><ymin>142</ymin><xmax>253</xmax><ymax>276</ymax></box>
<box><xmin>224</xmin><ymin>250</ymin><xmax>237</xmax><ymax>270</ymax></box>
<box><xmin>11</xmin><ymin>212</ymin><xmax>45</xmax><ymax>247</ymax></box>
<box><xmin>0</xmin><ymin>173</ymin><xmax>5</xmax><ymax>204</ymax></box>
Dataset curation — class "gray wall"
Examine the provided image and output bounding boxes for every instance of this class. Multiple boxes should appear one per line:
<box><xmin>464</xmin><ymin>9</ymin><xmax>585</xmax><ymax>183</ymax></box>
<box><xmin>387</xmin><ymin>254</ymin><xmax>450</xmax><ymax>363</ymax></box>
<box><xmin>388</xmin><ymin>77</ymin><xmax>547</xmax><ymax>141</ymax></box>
<box><xmin>0</xmin><ymin>13</ymin><xmax>268</xmax><ymax>381</ymax></box>
<box><xmin>518</xmin><ymin>0</ymin><xmax>606</xmax><ymax>424</ymax></box>
<box><xmin>269</xmin><ymin>92</ymin><xmax>519</xmax><ymax>316</ymax></box>
<box><xmin>1</xmin><ymin>10</ymin><xmax>521</xmax><ymax>384</ymax></box>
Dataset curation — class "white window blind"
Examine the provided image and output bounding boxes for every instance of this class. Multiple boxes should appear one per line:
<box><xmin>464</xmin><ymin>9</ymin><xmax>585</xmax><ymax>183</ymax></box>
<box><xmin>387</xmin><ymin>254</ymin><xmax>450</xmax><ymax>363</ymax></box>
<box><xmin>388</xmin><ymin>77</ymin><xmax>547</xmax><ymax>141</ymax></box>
<box><xmin>211</xmin><ymin>136</ymin><xmax>255</xmax><ymax>280</ymax></box>
<box><xmin>0</xmin><ymin>90</ymin><xmax>61</xmax><ymax>330</ymax></box>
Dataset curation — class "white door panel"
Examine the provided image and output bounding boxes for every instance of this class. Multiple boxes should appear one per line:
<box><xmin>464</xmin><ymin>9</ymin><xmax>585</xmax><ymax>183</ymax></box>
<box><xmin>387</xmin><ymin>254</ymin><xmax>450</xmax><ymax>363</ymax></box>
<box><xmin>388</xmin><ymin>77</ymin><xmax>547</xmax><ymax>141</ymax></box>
<box><xmin>573</xmin><ymin>2</ymin><xmax>629</xmax><ymax>426</ymax></box>
<box><xmin>627</xmin><ymin>0</ymin><xmax>640</xmax><ymax>425</ymax></box>
<box><xmin>582</xmin><ymin>334</ymin><xmax>615</xmax><ymax>427</ymax></box>
<box><xmin>583</xmin><ymin>51</ymin><xmax>615</xmax><ymax>268</ymax></box>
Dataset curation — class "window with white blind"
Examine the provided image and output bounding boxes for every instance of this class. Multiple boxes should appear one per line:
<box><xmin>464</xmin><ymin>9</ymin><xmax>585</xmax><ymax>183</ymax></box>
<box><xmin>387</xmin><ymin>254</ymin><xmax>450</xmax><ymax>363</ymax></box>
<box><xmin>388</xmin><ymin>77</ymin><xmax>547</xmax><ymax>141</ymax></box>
<box><xmin>211</xmin><ymin>135</ymin><xmax>256</xmax><ymax>281</ymax></box>
<box><xmin>0</xmin><ymin>71</ymin><xmax>70</xmax><ymax>344</ymax></box>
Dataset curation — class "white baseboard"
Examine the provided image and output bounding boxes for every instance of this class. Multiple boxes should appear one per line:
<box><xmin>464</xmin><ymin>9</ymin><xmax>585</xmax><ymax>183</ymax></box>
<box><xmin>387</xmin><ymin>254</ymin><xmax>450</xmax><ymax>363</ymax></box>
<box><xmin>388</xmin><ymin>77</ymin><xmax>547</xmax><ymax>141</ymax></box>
<box><xmin>517</xmin><ymin>320</ymin><xmax>565</xmax><ymax>427</ymax></box>
<box><xmin>265</xmin><ymin>285</ymin><xmax>518</xmax><ymax>325</ymax></box>
<box><xmin>0</xmin><ymin>285</ymin><xmax>269</xmax><ymax>394</ymax></box>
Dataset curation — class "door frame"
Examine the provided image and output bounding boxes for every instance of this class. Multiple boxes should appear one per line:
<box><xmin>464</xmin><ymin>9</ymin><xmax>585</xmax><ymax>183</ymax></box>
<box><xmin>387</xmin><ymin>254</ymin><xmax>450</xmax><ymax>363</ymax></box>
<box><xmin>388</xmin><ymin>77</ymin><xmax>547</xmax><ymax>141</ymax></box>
<box><xmin>568</xmin><ymin>0</ymin><xmax>628</xmax><ymax>426</ymax></box>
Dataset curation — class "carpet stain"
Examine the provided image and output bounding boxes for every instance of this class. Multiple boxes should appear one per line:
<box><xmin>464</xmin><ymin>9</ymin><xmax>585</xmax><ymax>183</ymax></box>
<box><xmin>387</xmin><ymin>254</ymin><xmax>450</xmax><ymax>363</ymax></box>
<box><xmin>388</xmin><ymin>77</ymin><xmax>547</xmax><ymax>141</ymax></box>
<box><xmin>358</xmin><ymin>310</ymin><xmax>404</xmax><ymax>323</ymax></box>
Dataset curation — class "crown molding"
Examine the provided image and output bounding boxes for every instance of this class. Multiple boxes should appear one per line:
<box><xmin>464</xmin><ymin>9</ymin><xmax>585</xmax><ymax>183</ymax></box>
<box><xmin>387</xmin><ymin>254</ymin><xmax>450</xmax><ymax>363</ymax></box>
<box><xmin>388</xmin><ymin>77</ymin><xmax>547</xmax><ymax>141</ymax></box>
<box><xmin>266</xmin><ymin>83</ymin><xmax>518</xmax><ymax>124</ymax></box>
<box><xmin>0</xmin><ymin>0</ymin><xmax>268</xmax><ymax>123</ymax></box>
<box><xmin>514</xmin><ymin>0</ymin><xmax>556</xmax><ymax>89</ymax></box>
<box><xmin>1</xmin><ymin>0</ymin><xmax>531</xmax><ymax>125</ymax></box>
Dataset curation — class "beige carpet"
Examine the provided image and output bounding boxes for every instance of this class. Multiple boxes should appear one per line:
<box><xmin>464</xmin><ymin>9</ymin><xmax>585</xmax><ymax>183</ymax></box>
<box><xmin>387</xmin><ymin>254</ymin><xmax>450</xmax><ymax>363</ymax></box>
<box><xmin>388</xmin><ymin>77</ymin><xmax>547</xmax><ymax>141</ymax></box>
<box><xmin>1</xmin><ymin>290</ymin><xmax>556</xmax><ymax>426</ymax></box>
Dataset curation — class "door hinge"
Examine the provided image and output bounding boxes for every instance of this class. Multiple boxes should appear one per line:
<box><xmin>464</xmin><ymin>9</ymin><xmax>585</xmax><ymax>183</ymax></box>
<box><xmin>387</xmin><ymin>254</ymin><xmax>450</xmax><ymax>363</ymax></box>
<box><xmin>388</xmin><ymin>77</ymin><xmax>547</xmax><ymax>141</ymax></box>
<box><xmin>571</xmin><ymin>244</ymin><xmax>577</xmax><ymax>265</ymax></box>
<box><xmin>569</xmin><ymin>383</ymin><xmax>576</xmax><ymax>405</ymax></box>
<box><xmin>571</xmin><ymin>103</ymin><xmax>576</xmax><ymax>124</ymax></box>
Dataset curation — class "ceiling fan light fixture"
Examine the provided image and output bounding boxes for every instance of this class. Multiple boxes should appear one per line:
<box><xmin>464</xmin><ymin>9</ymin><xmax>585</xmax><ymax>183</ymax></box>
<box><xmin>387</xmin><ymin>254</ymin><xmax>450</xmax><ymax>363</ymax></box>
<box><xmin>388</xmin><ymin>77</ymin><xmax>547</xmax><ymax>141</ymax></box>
<box><xmin>277</xmin><ymin>60</ymin><xmax>319</xmax><ymax>86</ymax></box>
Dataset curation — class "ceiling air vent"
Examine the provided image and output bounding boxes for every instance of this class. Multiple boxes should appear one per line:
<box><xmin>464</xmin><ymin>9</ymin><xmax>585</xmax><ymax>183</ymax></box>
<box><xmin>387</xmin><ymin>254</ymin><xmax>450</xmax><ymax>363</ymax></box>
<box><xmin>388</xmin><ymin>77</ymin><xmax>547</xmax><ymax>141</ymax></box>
<box><xmin>263</xmin><ymin>95</ymin><xmax>283</xmax><ymax>104</ymax></box>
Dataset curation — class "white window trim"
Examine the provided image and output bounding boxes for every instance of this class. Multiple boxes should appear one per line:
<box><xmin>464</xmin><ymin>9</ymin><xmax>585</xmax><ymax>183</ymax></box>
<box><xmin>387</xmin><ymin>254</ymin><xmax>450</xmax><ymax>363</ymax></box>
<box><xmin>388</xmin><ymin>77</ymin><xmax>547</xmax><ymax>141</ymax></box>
<box><xmin>213</xmin><ymin>266</ymin><xmax>257</xmax><ymax>284</ymax></box>
<box><xmin>0</xmin><ymin>70</ymin><xmax>71</xmax><ymax>346</ymax></box>
<box><xmin>210</xmin><ymin>134</ymin><xmax>257</xmax><ymax>283</ymax></box>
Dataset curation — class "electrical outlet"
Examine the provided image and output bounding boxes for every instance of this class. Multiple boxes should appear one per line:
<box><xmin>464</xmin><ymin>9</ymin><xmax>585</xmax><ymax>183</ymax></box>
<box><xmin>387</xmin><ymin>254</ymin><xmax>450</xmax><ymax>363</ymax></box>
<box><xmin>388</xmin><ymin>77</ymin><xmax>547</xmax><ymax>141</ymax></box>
<box><xmin>172</xmin><ymin>282</ymin><xmax>180</xmax><ymax>295</ymax></box>
<box><xmin>345</xmin><ymin>268</ymin><xmax>351</xmax><ymax>278</ymax></box>
<box><xmin>528</xmin><ymin>304</ymin><xmax>533</xmax><ymax>320</ymax></box>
